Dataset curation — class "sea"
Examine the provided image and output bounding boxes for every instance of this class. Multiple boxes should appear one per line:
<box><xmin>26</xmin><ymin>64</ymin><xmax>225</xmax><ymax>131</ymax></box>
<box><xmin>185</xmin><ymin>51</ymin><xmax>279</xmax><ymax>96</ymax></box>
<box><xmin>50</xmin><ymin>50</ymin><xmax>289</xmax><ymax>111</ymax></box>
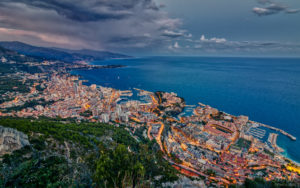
<box><xmin>73</xmin><ymin>56</ymin><xmax>300</xmax><ymax>163</ymax></box>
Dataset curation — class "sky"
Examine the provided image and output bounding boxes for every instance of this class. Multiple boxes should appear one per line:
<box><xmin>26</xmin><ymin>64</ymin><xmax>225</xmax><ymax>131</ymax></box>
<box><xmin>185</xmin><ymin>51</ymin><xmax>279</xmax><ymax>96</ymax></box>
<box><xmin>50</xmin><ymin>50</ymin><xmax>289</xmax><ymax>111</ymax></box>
<box><xmin>0</xmin><ymin>0</ymin><xmax>300</xmax><ymax>56</ymax></box>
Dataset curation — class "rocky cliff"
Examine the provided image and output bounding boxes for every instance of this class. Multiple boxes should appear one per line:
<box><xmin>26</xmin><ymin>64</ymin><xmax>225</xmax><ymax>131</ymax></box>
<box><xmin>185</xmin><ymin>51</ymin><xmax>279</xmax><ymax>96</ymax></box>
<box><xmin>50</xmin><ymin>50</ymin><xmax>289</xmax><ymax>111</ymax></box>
<box><xmin>0</xmin><ymin>126</ymin><xmax>30</xmax><ymax>156</ymax></box>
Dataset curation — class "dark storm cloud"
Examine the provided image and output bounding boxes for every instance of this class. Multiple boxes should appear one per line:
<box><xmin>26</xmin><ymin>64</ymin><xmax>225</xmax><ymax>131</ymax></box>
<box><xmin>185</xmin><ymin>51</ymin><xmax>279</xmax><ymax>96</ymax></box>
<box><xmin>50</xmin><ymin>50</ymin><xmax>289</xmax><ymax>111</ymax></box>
<box><xmin>0</xmin><ymin>0</ymin><xmax>161</xmax><ymax>22</ymax></box>
<box><xmin>253</xmin><ymin>1</ymin><xmax>300</xmax><ymax>16</ymax></box>
<box><xmin>0</xmin><ymin>0</ymin><xmax>182</xmax><ymax>52</ymax></box>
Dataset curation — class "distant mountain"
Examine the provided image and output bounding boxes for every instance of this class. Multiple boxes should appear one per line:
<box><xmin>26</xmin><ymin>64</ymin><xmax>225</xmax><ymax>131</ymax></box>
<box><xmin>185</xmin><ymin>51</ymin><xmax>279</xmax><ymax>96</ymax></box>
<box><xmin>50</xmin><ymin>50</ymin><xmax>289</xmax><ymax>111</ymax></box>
<box><xmin>0</xmin><ymin>46</ymin><xmax>18</xmax><ymax>56</ymax></box>
<box><xmin>0</xmin><ymin>45</ymin><xmax>38</xmax><ymax>63</ymax></box>
<box><xmin>0</xmin><ymin>41</ymin><xmax>131</xmax><ymax>63</ymax></box>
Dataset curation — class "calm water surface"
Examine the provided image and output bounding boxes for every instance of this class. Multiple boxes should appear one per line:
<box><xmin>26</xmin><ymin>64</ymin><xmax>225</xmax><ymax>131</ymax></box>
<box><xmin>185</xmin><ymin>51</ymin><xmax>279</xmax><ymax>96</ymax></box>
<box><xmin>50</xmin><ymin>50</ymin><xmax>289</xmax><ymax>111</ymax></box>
<box><xmin>74</xmin><ymin>56</ymin><xmax>300</xmax><ymax>163</ymax></box>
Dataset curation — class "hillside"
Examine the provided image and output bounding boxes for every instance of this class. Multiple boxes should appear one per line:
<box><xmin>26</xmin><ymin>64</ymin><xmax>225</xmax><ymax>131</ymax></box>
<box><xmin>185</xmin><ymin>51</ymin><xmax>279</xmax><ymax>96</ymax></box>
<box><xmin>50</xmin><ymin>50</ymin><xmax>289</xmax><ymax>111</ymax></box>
<box><xmin>0</xmin><ymin>41</ymin><xmax>131</xmax><ymax>63</ymax></box>
<box><xmin>0</xmin><ymin>45</ymin><xmax>45</xmax><ymax>63</ymax></box>
<box><xmin>0</xmin><ymin>46</ymin><xmax>17</xmax><ymax>56</ymax></box>
<box><xmin>0</xmin><ymin>118</ymin><xmax>179</xmax><ymax>187</ymax></box>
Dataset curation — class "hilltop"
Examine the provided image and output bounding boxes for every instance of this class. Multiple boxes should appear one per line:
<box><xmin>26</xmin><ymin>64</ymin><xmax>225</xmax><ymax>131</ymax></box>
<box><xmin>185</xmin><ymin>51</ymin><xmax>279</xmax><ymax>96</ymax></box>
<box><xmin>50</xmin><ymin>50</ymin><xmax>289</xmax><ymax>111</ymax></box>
<box><xmin>0</xmin><ymin>41</ymin><xmax>131</xmax><ymax>63</ymax></box>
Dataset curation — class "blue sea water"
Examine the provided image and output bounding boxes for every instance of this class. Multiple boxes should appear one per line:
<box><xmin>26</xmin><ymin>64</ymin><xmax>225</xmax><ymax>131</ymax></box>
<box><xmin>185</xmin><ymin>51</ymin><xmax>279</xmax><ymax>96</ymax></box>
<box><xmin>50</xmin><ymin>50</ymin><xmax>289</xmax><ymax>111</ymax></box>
<box><xmin>73</xmin><ymin>56</ymin><xmax>300</xmax><ymax>163</ymax></box>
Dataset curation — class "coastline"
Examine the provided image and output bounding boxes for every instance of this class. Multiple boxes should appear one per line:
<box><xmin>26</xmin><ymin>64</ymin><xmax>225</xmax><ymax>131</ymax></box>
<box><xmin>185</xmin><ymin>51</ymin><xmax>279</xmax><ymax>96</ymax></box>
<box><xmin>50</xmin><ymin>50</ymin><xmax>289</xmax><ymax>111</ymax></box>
<box><xmin>1</xmin><ymin>54</ymin><xmax>299</xmax><ymax>185</ymax></box>
<box><xmin>277</xmin><ymin>135</ymin><xmax>300</xmax><ymax>164</ymax></box>
<box><xmin>69</xmin><ymin>66</ymin><xmax>299</xmax><ymax>165</ymax></box>
<box><xmin>281</xmin><ymin>150</ymin><xmax>300</xmax><ymax>167</ymax></box>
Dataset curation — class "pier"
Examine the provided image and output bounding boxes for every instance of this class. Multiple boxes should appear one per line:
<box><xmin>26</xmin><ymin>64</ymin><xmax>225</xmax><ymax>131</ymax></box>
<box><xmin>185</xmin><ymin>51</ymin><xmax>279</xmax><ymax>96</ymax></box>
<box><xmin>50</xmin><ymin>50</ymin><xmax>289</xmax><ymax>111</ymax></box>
<box><xmin>247</xmin><ymin>127</ymin><xmax>266</xmax><ymax>139</ymax></box>
<box><xmin>251</xmin><ymin>121</ymin><xmax>297</xmax><ymax>141</ymax></box>
<box><xmin>268</xmin><ymin>133</ymin><xmax>284</xmax><ymax>153</ymax></box>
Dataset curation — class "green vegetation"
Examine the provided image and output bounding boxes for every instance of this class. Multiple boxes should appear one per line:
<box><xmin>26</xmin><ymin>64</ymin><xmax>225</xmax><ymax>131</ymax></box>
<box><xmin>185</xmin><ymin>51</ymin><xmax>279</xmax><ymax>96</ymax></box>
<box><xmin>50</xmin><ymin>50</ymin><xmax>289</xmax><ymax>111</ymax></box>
<box><xmin>0</xmin><ymin>62</ymin><xmax>42</xmax><ymax>104</ymax></box>
<box><xmin>234</xmin><ymin>138</ymin><xmax>252</xmax><ymax>150</ymax></box>
<box><xmin>0</xmin><ymin>46</ymin><xmax>43</xmax><ymax>103</ymax></box>
<box><xmin>0</xmin><ymin>61</ymin><xmax>41</xmax><ymax>75</ymax></box>
<box><xmin>0</xmin><ymin>46</ymin><xmax>40</xmax><ymax>64</ymax></box>
<box><xmin>35</xmin><ymin>84</ymin><xmax>45</xmax><ymax>92</ymax></box>
<box><xmin>0</xmin><ymin>75</ymin><xmax>32</xmax><ymax>96</ymax></box>
<box><xmin>133</xmin><ymin>126</ymin><xmax>149</xmax><ymax>143</ymax></box>
<box><xmin>94</xmin><ymin>144</ymin><xmax>145</xmax><ymax>187</ymax></box>
<box><xmin>0</xmin><ymin>118</ymin><xmax>138</xmax><ymax>149</ymax></box>
<box><xmin>170</xmin><ymin>152</ymin><xmax>183</xmax><ymax>164</ymax></box>
<box><xmin>0</xmin><ymin>118</ymin><xmax>179</xmax><ymax>187</ymax></box>
<box><xmin>1</xmin><ymin>150</ymin><xmax>70</xmax><ymax>187</ymax></box>
<box><xmin>80</xmin><ymin>110</ymin><xmax>93</xmax><ymax>117</ymax></box>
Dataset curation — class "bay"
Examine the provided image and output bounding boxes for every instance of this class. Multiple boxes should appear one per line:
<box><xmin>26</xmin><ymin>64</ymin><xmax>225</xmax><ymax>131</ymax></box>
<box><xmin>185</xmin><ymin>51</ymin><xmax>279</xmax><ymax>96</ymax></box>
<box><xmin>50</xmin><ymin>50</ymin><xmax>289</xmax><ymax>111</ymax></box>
<box><xmin>73</xmin><ymin>56</ymin><xmax>300</xmax><ymax>163</ymax></box>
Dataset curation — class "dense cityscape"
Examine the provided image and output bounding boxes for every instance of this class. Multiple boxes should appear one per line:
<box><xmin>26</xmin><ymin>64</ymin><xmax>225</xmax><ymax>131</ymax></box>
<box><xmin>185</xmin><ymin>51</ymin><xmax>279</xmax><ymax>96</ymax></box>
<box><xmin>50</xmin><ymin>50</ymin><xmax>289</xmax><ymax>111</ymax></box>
<box><xmin>1</xmin><ymin>0</ymin><xmax>300</xmax><ymax>186</ymax></box>
<box><xmin>0</xmin><ymin>47</ymin><xmax>299</xmax><ymax>187</ymax></box>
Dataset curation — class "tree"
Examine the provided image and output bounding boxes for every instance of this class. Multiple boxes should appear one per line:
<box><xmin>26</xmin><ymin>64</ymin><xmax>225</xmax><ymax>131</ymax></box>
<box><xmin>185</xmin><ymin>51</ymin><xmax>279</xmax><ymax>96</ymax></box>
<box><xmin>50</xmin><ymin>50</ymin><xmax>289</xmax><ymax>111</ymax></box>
<box><xmin>94</xmin><ymin>144</ymin><xmax>145</xmax><ymax>188</ymax></box>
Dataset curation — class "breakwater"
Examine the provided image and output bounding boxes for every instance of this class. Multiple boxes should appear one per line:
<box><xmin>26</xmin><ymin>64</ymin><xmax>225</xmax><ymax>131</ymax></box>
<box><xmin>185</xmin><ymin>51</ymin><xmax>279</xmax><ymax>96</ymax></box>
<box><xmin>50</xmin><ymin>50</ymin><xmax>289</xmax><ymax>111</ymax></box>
<box><xmin>253</xmin><ymin>121</ymin><xmax>297</xmax><ymax>141</ymax></box>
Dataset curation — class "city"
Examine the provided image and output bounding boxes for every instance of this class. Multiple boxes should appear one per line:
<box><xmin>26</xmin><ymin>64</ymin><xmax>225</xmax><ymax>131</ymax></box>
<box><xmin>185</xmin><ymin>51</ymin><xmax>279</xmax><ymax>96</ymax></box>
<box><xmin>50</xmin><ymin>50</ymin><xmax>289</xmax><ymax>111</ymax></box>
<box><xmin>0</xmin><ymin>55</ymin><xmax>299</xmax><ymax>186</ymax></box>
<box><xmin>1</xmin><ymin>0</ymin><xmax>300</xmax><ymax>187</ymax></box>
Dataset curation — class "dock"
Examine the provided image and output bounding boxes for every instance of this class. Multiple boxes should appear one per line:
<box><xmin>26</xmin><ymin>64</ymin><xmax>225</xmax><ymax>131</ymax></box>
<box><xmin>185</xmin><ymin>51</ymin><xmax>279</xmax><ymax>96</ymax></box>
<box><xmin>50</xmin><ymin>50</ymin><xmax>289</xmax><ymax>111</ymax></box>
<box><xmin>247</xmin><ymin>127</ymin><xmax>266</xmax><ymax>139</ymax></box>
<box><xmin>268</xmin><ymin>133</ymin><xmax>284</xmax><ymax>153</ymax></box>
<box><xmin>134</xmin><ymin>88</ymin><xmax>153</xmax><ymax>96</ymax></box>
<box><xmin>120</xmin><ymin>90</ymin><xmax>133</xmax><ymax>97</ymax></box>
<box><xmin>252</xmin><ymin>121</ymin><xmax>297</xmax><ymax>141</ymax></box>
<box><xmin>185</xmin><ymin>105</ymin><xmax>196</xmax><ymax>107</ymax></box>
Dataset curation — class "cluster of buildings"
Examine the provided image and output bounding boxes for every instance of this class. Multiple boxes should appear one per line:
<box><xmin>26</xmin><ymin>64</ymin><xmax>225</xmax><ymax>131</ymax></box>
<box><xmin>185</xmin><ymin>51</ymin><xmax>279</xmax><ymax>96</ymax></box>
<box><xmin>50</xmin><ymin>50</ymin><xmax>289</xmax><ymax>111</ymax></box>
<box><xmin>0</xmin><ymin>58</ymin><xmax>299</xmax><ymax>186</ymax></box>
<box><xmin>1</xmin><ymin>74</ymin><xmax>131</xmax><ymax>123</ymax></box>
<box><xmin>162</xmin><ymin>104</ymin><xmax>299</xmax><ymax>185</ymax></box>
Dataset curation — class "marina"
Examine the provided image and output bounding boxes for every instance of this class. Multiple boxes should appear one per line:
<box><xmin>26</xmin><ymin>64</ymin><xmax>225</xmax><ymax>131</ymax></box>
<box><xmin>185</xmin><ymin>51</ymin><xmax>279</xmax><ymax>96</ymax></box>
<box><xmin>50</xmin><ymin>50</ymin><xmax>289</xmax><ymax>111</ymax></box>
<box><xmin>246</xmin><ymin>126</ymin><xmax>266</xmax><ymax>139</ymax></box>
<box><xmin>256</xmin><ymin>122</ymin><xmax>297</xmax><ymax>141</ymax></box>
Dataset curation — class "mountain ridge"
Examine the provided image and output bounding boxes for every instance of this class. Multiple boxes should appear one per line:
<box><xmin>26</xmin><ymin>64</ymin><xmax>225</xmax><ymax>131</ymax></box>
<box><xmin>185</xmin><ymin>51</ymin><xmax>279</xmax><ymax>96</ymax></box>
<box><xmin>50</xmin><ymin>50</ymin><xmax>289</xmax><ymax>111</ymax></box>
<box><xmin>0</xmin><ymin>41</ymin><xmax>131</xmax><ymax>63</ymax></box>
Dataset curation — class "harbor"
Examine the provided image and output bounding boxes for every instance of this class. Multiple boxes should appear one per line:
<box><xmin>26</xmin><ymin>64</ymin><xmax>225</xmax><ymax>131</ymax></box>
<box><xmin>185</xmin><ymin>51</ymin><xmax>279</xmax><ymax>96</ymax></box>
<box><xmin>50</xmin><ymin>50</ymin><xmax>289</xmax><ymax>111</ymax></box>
<box><xmin>268</xmin><ymin>133</ymin><xmax>284</xmax><ymax>153</ymax></box>
<box><xmin>251</xmin><ymin>121</ymin><xmax>297</xmax><ymax>141</ymax></box>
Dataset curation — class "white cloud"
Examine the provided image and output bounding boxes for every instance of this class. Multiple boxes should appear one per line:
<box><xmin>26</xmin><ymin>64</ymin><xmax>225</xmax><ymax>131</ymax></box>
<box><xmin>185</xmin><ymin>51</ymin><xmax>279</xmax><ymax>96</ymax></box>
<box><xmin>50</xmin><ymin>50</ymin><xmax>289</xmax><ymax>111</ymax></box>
<box><xmin>200</xmin><ymin>35</ymin><xmax>206</xmax><ymax>41</ymax></box>
<box><xmin>253</xmin><ymin>1</ymin><xmax>300</xmax><ymax>16</ymax></box>
<box><xmin>168</xmin><ymin>41</ymin><xmax>180</xmax><ymax>50</ymax></box>
<box><xmin>169</xmin><ymin>34</ymin><xmax>300</xmax><ymax>55</ymax></box>
<box><xmin>253</xmin><ymin>7</ymin><xmax>271</xmax><ymax>15</ymax></box>
<box><xmin>185</xmin><ymin>33</ymin><xmax>193</xmax><ymax>38</ymax></box>
<box><xmin>200</xmin><ymin>35</ymin><xmax>226</xmax><ymax>43</ymax></box>
<box><xmin>210</xmin><ymin>37</ymin><xmax>227</xmax><ymax>43</ymax></box>
<box><xmin>162</xmin><ymin>30</ymin><xmax>185</xmax><ymax>38</ymax></box>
